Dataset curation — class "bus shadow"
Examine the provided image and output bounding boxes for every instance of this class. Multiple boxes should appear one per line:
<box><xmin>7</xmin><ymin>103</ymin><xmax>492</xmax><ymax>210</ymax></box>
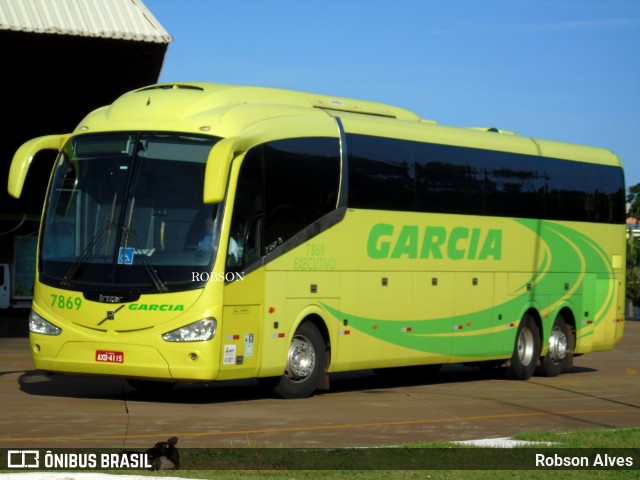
<box><xmin>17</xmin><ymin>369</ymin><xmax>269</xmax><ymax>403</ymax></box>
<box><xmin>17</xmin><ymin>363</ymin><xmax>598</xmax><ymax>404</ymax></box>
<box><xmin>18</xmin><ymin>370</ymin><xmax>131</xmax><ymax>400</ymax></box>
<box><xmin>324</xmin><ymin>363</ymin><xmax>597</xmax><ymax>395</ymax></box>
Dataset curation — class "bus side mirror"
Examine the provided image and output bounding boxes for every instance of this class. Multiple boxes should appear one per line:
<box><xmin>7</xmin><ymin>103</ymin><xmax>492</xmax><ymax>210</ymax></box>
<box><xmin>8</xmin><ymin>134</ymin><xmax>68</xmax><ymax>199</ymax></box>
<box><xmin>203</xmin><ymin>137</ymin><xmax>240</xmax><ymax>204</ymax></box>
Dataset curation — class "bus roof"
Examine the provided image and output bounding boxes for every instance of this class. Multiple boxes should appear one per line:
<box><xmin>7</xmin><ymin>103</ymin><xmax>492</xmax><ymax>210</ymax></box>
<box><xmin>74</xmin><ymin>82</ymin><xmax>621</xmax><ymax>168</ymax></box>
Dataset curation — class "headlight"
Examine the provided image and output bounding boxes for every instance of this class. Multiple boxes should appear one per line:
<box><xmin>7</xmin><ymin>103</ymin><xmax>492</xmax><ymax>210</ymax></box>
<box><xmin>162</xmin><ymin>318</ymin><xmax>216</xmax><ymax>342</ymax></box>
<box><xmin>29</xmin><ymin>311</ymin><xmax>62</xmax><ymax>335</ymax></box>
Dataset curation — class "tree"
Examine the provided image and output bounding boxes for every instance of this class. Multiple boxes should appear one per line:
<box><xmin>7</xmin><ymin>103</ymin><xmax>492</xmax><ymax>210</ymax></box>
<box><xmin>627</xmin><ymin>236</ymin><xmax>640</xmax><ymax>305</ymax></box>
<box><xmin>627</xmin><ymin>183</ymin><xmax>640</xmax><ymax>219</ymax></box>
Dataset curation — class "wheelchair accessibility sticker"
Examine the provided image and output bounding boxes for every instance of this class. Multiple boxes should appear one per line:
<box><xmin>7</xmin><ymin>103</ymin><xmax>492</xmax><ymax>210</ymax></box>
<box><xmin>118</xmin><ymin>247</ymin><xmax>135</xmax><ymax>265</ymax></box>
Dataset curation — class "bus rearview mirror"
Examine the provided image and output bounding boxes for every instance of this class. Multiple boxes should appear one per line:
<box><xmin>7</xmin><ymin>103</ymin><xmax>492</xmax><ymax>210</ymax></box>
<box><xmin>8</xmin><ymin>134</ymin><xmax>68</xmax><ymax>199</ymax></box>
<box><xmin>203</xmin><ymin>137</ymin><xmax>240</xmax><ymax>204</ymax></box>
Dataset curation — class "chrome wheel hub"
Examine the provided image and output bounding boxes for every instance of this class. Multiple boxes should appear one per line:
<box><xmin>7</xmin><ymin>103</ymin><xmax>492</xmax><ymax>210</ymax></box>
<box><xmin>517</xmin><ymin>327</ymin><xmax>535</xmax><ymax>366</ymax></box>
<box><xmin>286</xmin><ymin>335</ymin><xmax>316</xmax><ymax>382</ymax></box>
<box><xmin>548</xmin><ymin>325</ymin><xmax>568</xmax><ymax>364</ymax></box>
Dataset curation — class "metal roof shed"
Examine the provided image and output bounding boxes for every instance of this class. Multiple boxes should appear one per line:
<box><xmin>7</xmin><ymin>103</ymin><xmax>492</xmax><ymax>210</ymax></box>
<box><xmin>0</xmin><ymin>0</ymin><xmax>171</xmax><ymax>134</ymax></box>
<box><xmin>0</xmin><ymin>0</ymin><xmax>172</xmax><ymax>267</ymax></box>
<box><xmin>0</xmin><ymin>0</ymin><xmax>171</xmax><ymax>42</ymax></box>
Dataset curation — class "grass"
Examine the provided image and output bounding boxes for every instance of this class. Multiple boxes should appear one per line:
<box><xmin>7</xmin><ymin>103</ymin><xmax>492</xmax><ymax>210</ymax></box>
<box><xmin>105</xmin><ymin>427</ymin><xmax>639</xmax><ymax>479</ymax></box>
<box><xmin>512</xmin><ymin>428</ymin><xmax>640</xmax><ymax>449</ymax></box>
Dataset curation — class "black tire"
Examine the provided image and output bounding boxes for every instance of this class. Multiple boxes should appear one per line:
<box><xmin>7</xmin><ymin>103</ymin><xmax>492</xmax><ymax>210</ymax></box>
<box><xmin>538</xmin><ymin>314</ymin><xmax>572</xmax><ymax>377</ymax></box>
<box><xmin>506</xmin><ymin>314</ymin><xmax>540</xmax><ymax>380</ymax></box>
<box><xmin>272</xmin><ymin>322</ymin><xmax>327</xmax><ymax>399</ymax></box>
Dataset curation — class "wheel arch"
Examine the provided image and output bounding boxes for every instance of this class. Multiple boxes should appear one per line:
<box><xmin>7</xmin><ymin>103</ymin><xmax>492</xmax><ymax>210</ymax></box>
<box><xmin>556</xmin><ymin>306</ymin><xmax>576</xmax><ymax>334</ymax></box>
<box><xmin>523</xmin><ymin>306</ymin><xmax>543</xmax><ymax>347</ymax></box>
<box><xmin>290</xmin><ymin>305</ymin><xmax>332</xmax><ymax>371</ymax></box>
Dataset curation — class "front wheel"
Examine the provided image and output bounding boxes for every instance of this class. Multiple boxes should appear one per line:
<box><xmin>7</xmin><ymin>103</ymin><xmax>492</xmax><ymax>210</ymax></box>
<box><xmin>272</xmin><ymin>322</ymin><xmax>327</xmax><ymax>399</ymax></box>
<box><xmin>506</xmin><ymin>314</ymin><xmax>540</xmax><ymax>380</ymax></box>
<box><xmin>538</xmin><ymin>314</ymin><xmax>571</xmax><ymax>377</ymax></box>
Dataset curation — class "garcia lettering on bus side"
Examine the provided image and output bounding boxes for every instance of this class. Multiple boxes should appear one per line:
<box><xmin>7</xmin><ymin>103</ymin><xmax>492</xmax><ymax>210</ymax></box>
<box><xmin>367</xmin><ymin>223</ymin><xmax>502</xmax><ymax>260</ymax></box>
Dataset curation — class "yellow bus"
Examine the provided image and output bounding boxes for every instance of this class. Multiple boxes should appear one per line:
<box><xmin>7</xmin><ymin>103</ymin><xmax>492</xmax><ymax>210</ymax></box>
<box><xmin>8</xmin><ymin>83</ymin><xmax>626</xmax><ymax>398</ymax></box>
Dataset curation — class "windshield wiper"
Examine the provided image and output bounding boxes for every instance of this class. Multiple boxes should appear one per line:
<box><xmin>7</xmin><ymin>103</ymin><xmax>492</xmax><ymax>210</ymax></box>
<box><xmin>121</xmin><ymin>197</ymin><xmax>169</xmax><ymax>293</ymax></box>
<box><xmin>61</xmin><ymin>193</ymin><xmax>118</xmax><ymax>288</ymax></box>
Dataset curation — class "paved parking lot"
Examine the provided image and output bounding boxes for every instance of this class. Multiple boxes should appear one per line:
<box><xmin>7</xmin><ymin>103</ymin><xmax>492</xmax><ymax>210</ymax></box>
<box><xmin>1</xmin><ymin>311</ymin><xmax>638</xmax><ymax>449</ymax></box>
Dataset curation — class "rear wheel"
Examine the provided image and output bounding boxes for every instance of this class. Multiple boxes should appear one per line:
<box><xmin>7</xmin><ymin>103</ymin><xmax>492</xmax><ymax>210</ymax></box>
<box><xmin>538</xmin><ymin>314</ymin><xmax>571</xmax><ymax>377</ymax></box>
<box><xmin>506</xmin><ymin>314</ymin><xmax>540</xmax><ymax>380</ymax></box>
<box><xmin>272</xmin><ymin>322</ymin><xmax>327</xmax><ymax>399</ymax></box>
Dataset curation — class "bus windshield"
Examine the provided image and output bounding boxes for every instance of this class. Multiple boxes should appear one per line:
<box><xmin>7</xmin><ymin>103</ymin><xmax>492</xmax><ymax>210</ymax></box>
<box><xmin>40</xmin><ymin>132</ymin><xmax>222</xmax><ymax>295</ymax></box>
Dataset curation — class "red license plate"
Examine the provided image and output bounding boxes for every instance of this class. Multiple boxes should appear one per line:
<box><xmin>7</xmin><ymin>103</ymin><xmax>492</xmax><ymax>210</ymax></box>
<box><xmin>95</xmin><ymin>350</ymin><xmax>124</xmax><ymax>363</ymax></box>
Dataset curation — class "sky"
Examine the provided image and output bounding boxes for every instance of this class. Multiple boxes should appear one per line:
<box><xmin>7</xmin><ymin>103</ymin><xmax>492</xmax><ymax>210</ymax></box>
<box><xmin>144</xmin><ymin>0</ymin><xmax>640</xmax><ymax>191</ymax></box>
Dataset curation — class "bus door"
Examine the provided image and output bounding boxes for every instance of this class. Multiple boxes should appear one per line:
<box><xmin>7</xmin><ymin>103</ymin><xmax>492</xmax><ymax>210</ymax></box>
<box><xmin>220</xmin><ymin>270</ymin><xmax>264</xmax><ymax>380</ymax></box>
<box><xmin>217</xmin><ymin>148</ymin><xmax>265</xmax><ymax>380</ymax></box>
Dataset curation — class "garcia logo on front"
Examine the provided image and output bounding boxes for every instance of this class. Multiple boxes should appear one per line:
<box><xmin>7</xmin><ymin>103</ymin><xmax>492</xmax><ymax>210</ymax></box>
<box><xmin>367</xmin><ymin>223</ymin><xmax>502</xmax><ymax>260</ymax></box>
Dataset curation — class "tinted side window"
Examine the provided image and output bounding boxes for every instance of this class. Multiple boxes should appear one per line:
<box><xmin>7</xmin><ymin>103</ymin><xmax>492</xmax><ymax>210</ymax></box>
<box><xmin>546</xmin><ymin>159</ymin><xmax>590</xmax><ymax>222</ymax></box>
<box><xmin>414</xmin><ymin>144</ymin><xmax>545</xmax><ymax>218</ymax></box>
<box><xmin>345</xmin><ymin>133</ymin><xmax>623</xmax><ymax>224</ymax></box>
<box><xmin>597</xmin><ymin>166</ymin><xmax>626</xmax><ymax>224</ymax></box>
<box><xmin>264</xmin><ymin>138</ymin><xmax>340</xmax><ymax>250</ymax></box>
<box><xmin>348</xmin><ymin>135</ymin><xmax>545</xmax><ymax>218</ymax></box>
<box><xmin>413</xmin><ymin>143</ymin><xmax>484</xmax><ymax>215</ymax></box>
<box><xmin>227</xmin><ymin>148</ymin><xmax>264</xmax><ymax>271</ymax></box>
<box><xmin>347</xmin><ymin>134</ymin><xmax>415</xmax><ymax>211</ymax></box>
<box><xmin>227</xmin><ymin>137</ymin><xmax>340</xmax><ymax>271</ymax></box>
<box><xmin>476</xmin><ymin>149</ymin><xmax>544</xmax><ymax>219</ymax></box>
<box><xmin>545</xmin><ymin>158</ymin><xmax>626</xmax><ymax>223</ymax></box>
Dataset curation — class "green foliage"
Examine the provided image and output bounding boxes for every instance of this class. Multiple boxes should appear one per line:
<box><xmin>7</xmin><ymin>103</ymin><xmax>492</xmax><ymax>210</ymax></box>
<box><xmin>627</xmin><ymin>236</ymin><xmax>640</xmax><ymax>304</ymax></box>
<box><xmin>627</xmin><ymin>183</ymin><xmax>640</xmax><ymax>304</ymax></box>
<box><xmin>627</xmin><ymin>183</ymin><xmax>640</xmax><ymax>218</ymax></box>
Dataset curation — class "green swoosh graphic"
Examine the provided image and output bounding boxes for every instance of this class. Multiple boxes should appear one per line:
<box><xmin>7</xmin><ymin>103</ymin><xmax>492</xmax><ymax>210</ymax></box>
<box><xmin>535</xmin><ymin>221</ymin><xmax>615</xmax><ymax>340</ymax></box>
<box><xmin>320</xmin><ymin>220</ymin><xmax>614</xmax><ymax>357</ymax></box>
